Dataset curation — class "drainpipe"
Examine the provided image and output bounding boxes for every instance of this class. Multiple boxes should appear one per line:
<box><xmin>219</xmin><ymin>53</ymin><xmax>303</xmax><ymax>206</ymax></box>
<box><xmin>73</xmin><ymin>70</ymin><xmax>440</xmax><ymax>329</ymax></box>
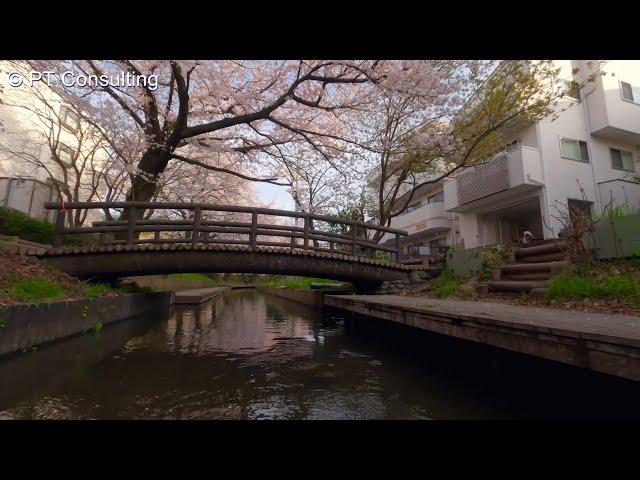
<box><xmin>27</xmin><ymin>180</ymin><xmax>36</xmax><ymax>218</ymax></box>
<box><xmin>581</xmin><ymin>71</ymin><xmax>602</xmax><ymax>213</ymax></box>
<box><xmin>3</xmin><ymin>178</ymin><xmax>12</xmax><ymax>208</ymax></box>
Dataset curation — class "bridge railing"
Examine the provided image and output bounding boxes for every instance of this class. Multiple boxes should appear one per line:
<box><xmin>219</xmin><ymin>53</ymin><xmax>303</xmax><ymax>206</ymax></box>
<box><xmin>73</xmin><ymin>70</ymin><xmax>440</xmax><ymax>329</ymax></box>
<box><xmin>44</xmin><ymin>202</ymin><xmax>408</xmax><ymax>261</ymax></box>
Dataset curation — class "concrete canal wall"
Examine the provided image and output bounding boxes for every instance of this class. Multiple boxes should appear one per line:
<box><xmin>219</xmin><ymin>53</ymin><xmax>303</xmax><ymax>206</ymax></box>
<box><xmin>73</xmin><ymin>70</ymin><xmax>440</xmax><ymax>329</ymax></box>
<box><xmin>0</xmin><ymin>291</ymin><xmax>174</xmax><ymax>356</ymax></box>
<box><xmin>325</xmin><ymin>295</ymin><xmax>640</xmax><ymax>382</ymax></box>
<box><xmin>174</xmin><ymin>287</ymin><xmax>229</xmax><ymax>304</ymax></box>
<box><xmin>259</xmin><ymin>287</ymin><xmax>352</xmax><ymax>307</ymax></box>
<box><xmin>259</xmin><ymin>288</ymin><xmax>325</xmax><ymax>307</ymax></box>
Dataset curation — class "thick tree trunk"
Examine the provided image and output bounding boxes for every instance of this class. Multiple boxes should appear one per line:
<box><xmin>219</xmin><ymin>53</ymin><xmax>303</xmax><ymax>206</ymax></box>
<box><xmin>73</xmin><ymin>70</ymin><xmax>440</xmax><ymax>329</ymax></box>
<box><xmin>116</xmin><ymin>148</ymin><xmax>172</xmax><ymax>240</ymax></box>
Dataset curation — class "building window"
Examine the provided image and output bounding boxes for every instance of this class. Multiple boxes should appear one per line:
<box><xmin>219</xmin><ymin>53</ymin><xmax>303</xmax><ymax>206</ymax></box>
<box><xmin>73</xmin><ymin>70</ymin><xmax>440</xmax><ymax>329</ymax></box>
<box><xmin>560</xmin><ymin>137</ymin><xmax>590</xmax><ymax>163</ymax></box>
<box><xmin>610</xmin><ymin>148</ymin><xmax>636</xmax><ymax>172</ymax></box>
<box><xmin>60</xmin><ymin>105</ymin><xmax>80</xmax><ymax>132</ymax></box>
<box><xmin>405</xmin><ymin>201</ymin><xmax>421</xmax><ymax>213</ymax></box>
<box><xmin>427</xmin><ymin>191</ymin><xmax>444</xmax><ymax>203</ymax></box>
<box><xmin>620</xmin><ymin>81</ymin><xmax>640</xmax><ymax>104</ymax></box>
<box><xmin>57</xmin><ymin>144</ymin><xmax>75</xmax><ymax>165</ymax></box>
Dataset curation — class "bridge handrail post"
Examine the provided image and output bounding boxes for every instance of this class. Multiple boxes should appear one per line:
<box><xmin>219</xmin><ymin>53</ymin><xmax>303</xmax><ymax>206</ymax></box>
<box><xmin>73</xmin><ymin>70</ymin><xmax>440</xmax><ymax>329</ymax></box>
<box><xmin>250</xmin><ymin>211</ymin><xmax>258</xmax><ymax>248</ymax></box>
<box><xmin>53</xmin><ymin>209</ymin><xmax>66</xmax><ymax>248</ymax></box>
<box><xmin>351</xmin><ymin>223</ymin><xmax>357</xmax><ymax>257</ymax></box>
<box><xmin>395</xmin><ymin>233</ymin><xmax>401</xmax><ymax>262</ymax></box>
<box><xmin>192</xmin><ymin>206</ymin><xmax>202</xmax><ymax>246</ymax></box>
<box><xmin>303</xmin><ymin>215</ymin><xmax>310</xmax><ymax>251</ymax></box>
<box><xmin>127</xmin><ymin>206</ymin><xmax>137</xmax><ymax>245</ymax></box>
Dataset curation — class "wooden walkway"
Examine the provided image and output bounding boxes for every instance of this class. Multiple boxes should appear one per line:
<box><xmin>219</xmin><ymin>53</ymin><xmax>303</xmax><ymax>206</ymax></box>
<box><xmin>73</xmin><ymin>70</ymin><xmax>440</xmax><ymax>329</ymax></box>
<box><xmin>324</xmin><ymin>295</ymin><xmax>640</xmax><ymax>381</ymax></box>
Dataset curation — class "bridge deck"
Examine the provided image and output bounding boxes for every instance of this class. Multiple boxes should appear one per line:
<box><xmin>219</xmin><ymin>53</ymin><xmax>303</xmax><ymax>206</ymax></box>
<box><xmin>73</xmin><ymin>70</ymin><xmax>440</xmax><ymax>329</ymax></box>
<box><xmin>35</xmin><ymin>243</ymin><xmax>428</xmax><ymax>271</ymax></box>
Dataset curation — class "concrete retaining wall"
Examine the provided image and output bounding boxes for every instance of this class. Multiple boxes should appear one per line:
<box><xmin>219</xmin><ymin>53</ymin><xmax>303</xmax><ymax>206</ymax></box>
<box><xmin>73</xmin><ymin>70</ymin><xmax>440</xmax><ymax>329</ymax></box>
<box><xmin>259</xmin><ymin>287</ymin><xmax>352</xmax><ymax>307</ymax></box>
<box><xmin>0</xmin><ymin>291</ymin><xmax>174</xmax><ymax>356</ymax></box>
<box><xmin>446</xmin><ymin>248</ymin><xmax>484</xmax><ymax>277</ymax></box>
<box><xmin>259</xmin><ymin>288</ymin><xmax>325</xmax><ymax>307</ymax></box>
<box><xmin>590</xmin><ymin>214</ymin><xmax>640</xmax><ymax>259</ymax></box>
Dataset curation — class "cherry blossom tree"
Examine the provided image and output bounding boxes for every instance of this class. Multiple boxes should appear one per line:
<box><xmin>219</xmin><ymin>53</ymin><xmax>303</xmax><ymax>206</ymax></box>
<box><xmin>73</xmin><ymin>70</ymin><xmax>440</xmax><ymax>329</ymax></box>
<box><xmin>25</xmin><ymin>60</ymin><xmax>384</xmax><ymax>215</ymax></box>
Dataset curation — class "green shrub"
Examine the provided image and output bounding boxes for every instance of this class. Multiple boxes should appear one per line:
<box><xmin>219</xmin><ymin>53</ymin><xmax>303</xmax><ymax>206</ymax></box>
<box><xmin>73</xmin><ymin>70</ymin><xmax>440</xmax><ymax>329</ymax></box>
<box><xmin>596</xmin><ymin>203</ymin><xmax>635</xmax><ymax>221</ymax></box>
<box><xmin>430</xmin><ymin>268</ymin><xmax>474</xmax><ymax>299</ymax></box>
<box><xmin>547</xmin><ymin>274</ymin><xmax>604</xmax><ymax>300</ymax></box>
<box><xmin>547</xmin><ymin>271</ymin><xmax>640</xmax><ymax>305</ymax></box>
<box><xmin>0</xmin><ymin>207</ymin><xmax>99</xmax><ymax>246</ymax></box>
<box><xmin>600</xmin><ymin>274</ymin><xmax>640</xmax><ymax>300</ymax></box>
<box><xmin>86</xmin><ymin>283</ymin><xmax>112</xmax><ymax>300</ymax></box>
<box><xmin>0</xmin><ymin>207</ymin><xmax>55</xmax><ymax>244</ymax></box>
<box><xmin>8</xmin><ymin>278</ymin><xmax>64</xmax><ymax>303</ymax></box>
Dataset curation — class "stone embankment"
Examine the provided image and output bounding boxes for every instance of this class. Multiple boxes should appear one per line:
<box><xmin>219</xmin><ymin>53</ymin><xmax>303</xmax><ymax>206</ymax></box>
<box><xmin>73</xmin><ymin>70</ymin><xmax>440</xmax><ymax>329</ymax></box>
<box><xmin>374</xmin><ymin>269</ymin><xmax>437</xmax><ymax>294</ymax></box>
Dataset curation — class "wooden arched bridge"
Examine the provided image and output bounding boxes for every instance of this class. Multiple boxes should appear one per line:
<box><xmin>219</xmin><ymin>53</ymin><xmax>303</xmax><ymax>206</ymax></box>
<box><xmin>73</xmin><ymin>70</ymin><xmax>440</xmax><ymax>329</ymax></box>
<box><xmin>37</xmin><ymin>202</ymin><xmax>434</xmax><ymax>289</ymax></box>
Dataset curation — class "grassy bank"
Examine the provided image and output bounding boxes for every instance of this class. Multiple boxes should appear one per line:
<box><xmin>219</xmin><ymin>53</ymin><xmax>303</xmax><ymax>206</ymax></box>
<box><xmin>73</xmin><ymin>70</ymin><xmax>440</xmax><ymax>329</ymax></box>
<box><xmin>169</xmin><ymin>273</ymin><xmax>214</xmax><ymax>283</ymax></box>
<box><xmin>546</xmin><ymin>261</ymin><xmax>640</xmax><ymax>309</ymax></box>
<box><xmin>169</xmin><ymin>273</ymin><xmax>256</xmax><ymax>285</ymax></box>
<box><xmin>257</xmin><ymin>276</ymin><xmax>340</xmax><ymax>289</ymax></box>
<box><xmin>0</xmin><ymin>207</ymin><xmax>55</xmax><ymax>244</ymax></box>
<box><xmin>420</xmin><ymin>258</ymin><xmax>640</xmax><ymax>315</ymax></box>
<box><xmin>0</xmin><ymin>252</ymin><xmax>150</xmax><ymax>307</ymax></box>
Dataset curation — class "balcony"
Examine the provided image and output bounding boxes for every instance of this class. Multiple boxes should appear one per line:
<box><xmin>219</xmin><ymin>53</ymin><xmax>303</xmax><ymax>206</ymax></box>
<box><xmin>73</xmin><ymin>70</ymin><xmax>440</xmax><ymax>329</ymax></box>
<box><xmin>444</xmin><ymin>146</ymin><xmax>544</xmax><ymax>213</ymax></box>
<box><xmin>586</xmin><ymin>77</ymin><xmax>640</xmax><ymax>144</ymax></box>
<box><xmin>391</xmin><ymin>201</ymin><xmax>449</xmax><ymax>232</ymax></box>
<box><xmin>380</xmin><ymin>201</ymin><xmax>451</xmax><ymax>244</ymax></box>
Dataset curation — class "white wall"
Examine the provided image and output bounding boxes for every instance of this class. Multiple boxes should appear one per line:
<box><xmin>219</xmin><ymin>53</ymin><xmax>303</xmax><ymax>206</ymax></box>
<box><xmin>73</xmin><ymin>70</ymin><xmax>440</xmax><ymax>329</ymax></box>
<box><xmin>0</xmin><ymin>61</ymin><xmax>110</xmax><ymax>224</ymax></box>
<box><xmin>583</xmin><ymin>60</ymin><xmax>640</xmax><ymax>139</ymax></box>
<box><xmin>536</xmin><ymin>100</ymin><xmax>599</xmax><ymax>236</ymax></box>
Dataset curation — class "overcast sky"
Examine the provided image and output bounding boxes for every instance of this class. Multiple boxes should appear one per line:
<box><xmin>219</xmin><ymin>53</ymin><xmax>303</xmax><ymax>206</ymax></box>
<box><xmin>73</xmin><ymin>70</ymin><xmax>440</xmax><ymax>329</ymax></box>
<box><xmin>255</xmin><ymin>181</ymin><xmax>294</xmax><ymax>210</ymax></box>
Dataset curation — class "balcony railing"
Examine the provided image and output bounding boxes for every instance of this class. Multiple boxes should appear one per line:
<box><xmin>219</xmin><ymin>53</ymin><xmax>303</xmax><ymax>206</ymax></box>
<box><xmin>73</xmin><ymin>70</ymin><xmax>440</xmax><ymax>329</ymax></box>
<box><xmin>457</xmin><ymin>153</ymin><xmax>510</xmax><ymax>205</ymax></box>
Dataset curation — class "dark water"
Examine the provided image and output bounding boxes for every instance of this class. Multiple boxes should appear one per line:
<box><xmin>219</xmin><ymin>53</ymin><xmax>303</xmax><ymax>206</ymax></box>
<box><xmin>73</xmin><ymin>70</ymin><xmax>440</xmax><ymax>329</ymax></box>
<box><xmin>1</xmin><ymin>290</ymin><xmax>639</xmax><ymax>420</ymax></box>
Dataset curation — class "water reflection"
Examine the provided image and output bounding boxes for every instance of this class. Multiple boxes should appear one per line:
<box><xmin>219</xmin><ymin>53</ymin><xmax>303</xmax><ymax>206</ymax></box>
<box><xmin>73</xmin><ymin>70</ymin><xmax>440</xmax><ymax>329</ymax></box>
<box><xmin>1</xmin><ymin>290</ymin><xmax>639</xmax><ymax>420</ymax></box>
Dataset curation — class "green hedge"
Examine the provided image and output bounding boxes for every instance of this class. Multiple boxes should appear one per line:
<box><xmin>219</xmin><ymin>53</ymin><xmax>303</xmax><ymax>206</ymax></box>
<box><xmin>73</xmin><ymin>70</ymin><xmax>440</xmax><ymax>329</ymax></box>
<box><xmin>0</xmin><ymin>207</ymin><xmax>55</xmax><ymax>244</ymax></box>
<box><xmin>0</xmin><ymin>207</ymin><xmax>101</xmax><ymax>246</ymax></box>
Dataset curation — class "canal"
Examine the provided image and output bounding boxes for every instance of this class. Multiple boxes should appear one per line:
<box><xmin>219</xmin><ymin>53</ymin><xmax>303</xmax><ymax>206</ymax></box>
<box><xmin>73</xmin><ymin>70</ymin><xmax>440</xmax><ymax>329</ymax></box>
<box><xmin>1</xmin><ymin>290</ymin><xmax>639</xmax><ymax>420</ymax></box>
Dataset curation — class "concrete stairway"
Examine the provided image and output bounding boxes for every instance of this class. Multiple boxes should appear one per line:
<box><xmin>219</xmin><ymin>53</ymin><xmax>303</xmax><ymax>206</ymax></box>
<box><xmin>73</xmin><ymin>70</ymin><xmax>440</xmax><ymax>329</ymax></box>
<box><xmin>487</xmin><ymin>240</ymin><xmax>569</xmax><ymax>294</ymax></box>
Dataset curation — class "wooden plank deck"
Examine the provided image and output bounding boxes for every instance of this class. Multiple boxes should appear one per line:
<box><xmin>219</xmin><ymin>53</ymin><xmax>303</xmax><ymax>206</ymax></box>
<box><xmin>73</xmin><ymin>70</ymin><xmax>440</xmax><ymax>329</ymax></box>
<box><xmin>324</xmin><ymin>295</ymin><xmax>640</xmax><ymax>381</ymax></box>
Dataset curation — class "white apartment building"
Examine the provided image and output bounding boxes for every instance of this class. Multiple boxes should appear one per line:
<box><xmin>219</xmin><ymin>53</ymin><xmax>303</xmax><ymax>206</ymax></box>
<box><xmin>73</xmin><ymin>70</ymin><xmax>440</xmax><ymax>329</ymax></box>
<box><xmin>0</xmin><ymin>61</ymin><xmax>110</xmax><ymax>223</ymax></box>
<box><xmin>380</xmin><ymin>178</ymin><xmax>456</xmax><ymax>260</ymax></box>
<box><xmin>384</xmin><ymin>60</ymin><xmax>640</xmax><ymax>256</ymax></box>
